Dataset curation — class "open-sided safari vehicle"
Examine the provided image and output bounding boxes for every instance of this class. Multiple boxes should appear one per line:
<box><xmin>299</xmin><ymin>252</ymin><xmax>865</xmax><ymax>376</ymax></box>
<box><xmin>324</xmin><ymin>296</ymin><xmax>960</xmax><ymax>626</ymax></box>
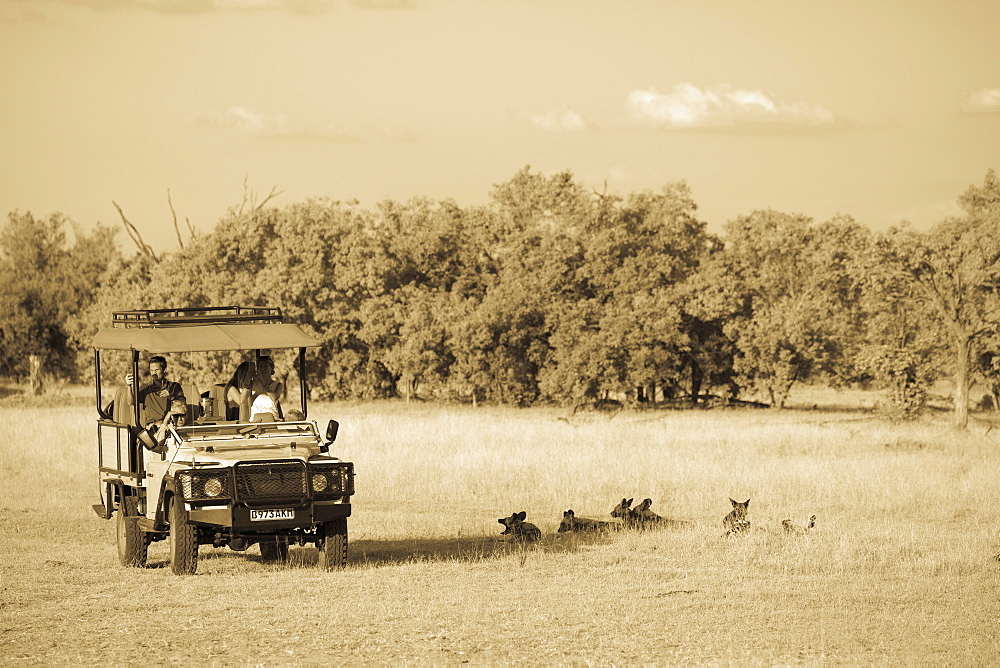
<box><xmin>92</xmin><ymin>307</ymin><xmax>354</xmax><ymax>574</ymax></box>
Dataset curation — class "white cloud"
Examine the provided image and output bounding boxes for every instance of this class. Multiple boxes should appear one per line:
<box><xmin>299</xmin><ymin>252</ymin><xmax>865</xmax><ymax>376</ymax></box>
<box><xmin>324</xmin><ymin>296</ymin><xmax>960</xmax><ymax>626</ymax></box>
<box><xmin>212</xmin><ymin>0</ymin><xmax>284</xmax><ymax>8</ymax></box>
<box><xmin>964</xmin><ymin>88</ymin><xmax>1000</xmax><ymax>113</ymax></box>
<box><xmin>527</xmin><ymin>107</ymin><xmax>589</xmax><ymax>132</ymax></box>
<box><xmin>190</xmin><ymin>106</ymin><xmax>357</xmax><ymax>141</ymax></box>
<box><xmin>193</xmin><ymin>106</ymin><xmax>292</xmax><ymax>134</ymax></box>
<box><xmin>624</xmin><ymin>83</ymin><xmax>836</xmax><ymax>129</ymax></box>
<box><xmin>347</xmin><ymin>0</ymin><xmax>414</xmax><ymax>8</ymax></box>
<box><xmin>33</xmin><ymin>0</ymin><xmax>337</xmax><ymax>14</ymax></box>
<box><xmin>375</xmin><ymin>123</ymin><xmax>416</xmax><ymax>143</ymax></box>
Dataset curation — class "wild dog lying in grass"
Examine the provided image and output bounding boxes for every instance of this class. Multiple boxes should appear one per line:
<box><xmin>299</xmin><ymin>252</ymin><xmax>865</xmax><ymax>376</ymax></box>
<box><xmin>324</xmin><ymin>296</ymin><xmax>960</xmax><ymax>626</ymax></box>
<box><xmin>611</xmin><ymin>497</ymin><xmax>691</xmax><ymax>529</ymax></box>
<box><xmin>782</xmin><ymin>515</ymin><xmax>817</xmax><ymax>535</ymax></box>
<box><xmin>722</xmin><ymin>498</ymin><xmax>751</xmax><ymax>537</ymax></box>
<box><xmin>610</xmin><ymin>498</ymin><xmax>638</xmax><ymax>524</ymax></box>
<box><xmin>634</xmin><ymin>498</ymin><xmax>669</xmax><ymax>524</ymax></box>
<box><xmin>498</xmin><ymin>511</ymin><xmax>541</xmax><ymax>543</ymax></box>
<box><xmin>558</xmin><ymin>509</ymin><xmax>615</xmax><ymax>533</ymax></box>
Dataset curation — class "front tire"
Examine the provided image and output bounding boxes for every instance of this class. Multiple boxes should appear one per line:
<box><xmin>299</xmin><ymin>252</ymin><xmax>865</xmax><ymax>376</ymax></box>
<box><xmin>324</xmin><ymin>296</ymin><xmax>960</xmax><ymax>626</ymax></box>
<box><xmin>116</xmin><ymin>496</ymin><xmax>148</xmax><ymax>568</ymax></box>
<box><xmin>168</xmin><ymin>497</ymin><xmax>198</xmax><ymax>575</ymax></box>
<box><xmin>318</xmin><ymin>519</ymin><xmax>347</xmax><ymax>570</ymax></box>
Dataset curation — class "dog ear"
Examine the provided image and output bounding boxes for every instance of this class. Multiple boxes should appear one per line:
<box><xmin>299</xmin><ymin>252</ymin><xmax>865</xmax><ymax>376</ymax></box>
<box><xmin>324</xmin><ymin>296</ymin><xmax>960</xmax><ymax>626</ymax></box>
<box><xmin>626</xmin><ymin>498</ymin><xmax>633</xmax><ymax>506</ymax></box>
<box><xmin>745</xmin><ymin>499</ymin><xmax>751</xmax><ymax>506</ymax></box>
<box><xmin>516</xmin><ymin>511</ymin><xmax>526</xmax><ymax>521</ymax></box>
<box><xmin>565</xmin><ymin>509</ymin><xmax>574</xmax><ymax>517</ymax></box>
<box><xmin>730</xmin><ymin>498</ymin><xmax>739</xmax><ymax>507</ymax></box>
<box><xmin>498</xmin><ymin>517</ymin><xmax>507</xmax><ymax>525</ymax></box>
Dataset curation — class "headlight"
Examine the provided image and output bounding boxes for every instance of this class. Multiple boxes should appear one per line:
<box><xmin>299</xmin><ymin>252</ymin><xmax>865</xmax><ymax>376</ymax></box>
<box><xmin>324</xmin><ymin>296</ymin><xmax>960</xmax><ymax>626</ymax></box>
<box><xmin>311</xmin><ymin>473</ymin><xmax>328</xmax><ymax>492</ymax></box>
<box><xmin>203</xmin><ymin>477</ymin><xmax>223</xmax><ymax>497</ymax></box>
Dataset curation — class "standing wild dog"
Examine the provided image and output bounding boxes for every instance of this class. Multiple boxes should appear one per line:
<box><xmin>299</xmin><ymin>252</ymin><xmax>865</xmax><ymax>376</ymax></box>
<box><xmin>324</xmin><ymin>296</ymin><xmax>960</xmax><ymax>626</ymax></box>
<box><xmin>782</xmin><ymin>515</ymin><xmax>817</xmax><ymax>535</ymax></box>
<box><xmin>498</xmin><ymin>511</ymin><xmax>541</xmax><ymax>543</ymax></box>
<box><xmin>558</xmin><ymin>509</ymin><xmax>615</xmax><ymax>532</ymax></box>
<box><xmin>722</xmin><ymin>498</ymin><xmax>751</xmax><ymax>537</ymax></box>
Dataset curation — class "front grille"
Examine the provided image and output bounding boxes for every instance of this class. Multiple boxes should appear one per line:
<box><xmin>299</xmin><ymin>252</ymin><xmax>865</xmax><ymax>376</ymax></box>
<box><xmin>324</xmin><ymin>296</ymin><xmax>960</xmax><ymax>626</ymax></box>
<box><xmin>234</xmin><ymin>461</ymin><xmax>308</xmax><ymax>503</ymax></box>
<box><xmin>310</xmin><ymin>462</ymin><xmax>355</xmax><ymax>498</ymax></box>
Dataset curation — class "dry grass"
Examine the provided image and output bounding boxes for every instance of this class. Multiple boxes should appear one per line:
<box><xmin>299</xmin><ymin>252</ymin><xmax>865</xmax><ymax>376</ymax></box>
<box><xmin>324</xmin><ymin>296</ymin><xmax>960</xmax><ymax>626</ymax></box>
<box><xmin>1</xmin><ymin>392</ymin><xmax>999</xmax><ymax>664</ymax></box>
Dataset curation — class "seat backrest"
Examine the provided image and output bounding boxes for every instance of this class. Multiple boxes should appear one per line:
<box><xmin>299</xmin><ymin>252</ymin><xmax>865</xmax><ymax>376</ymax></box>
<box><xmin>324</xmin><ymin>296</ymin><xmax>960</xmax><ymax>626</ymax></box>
<box><xmin>112</xmin><ymin>385</ymin><xmax>137</xmax><ymax>426</ymax></box>
<box><xmin>209</xmin><ymin>383</ymin><xmax>228</xmax><ymax>419</ymax></box>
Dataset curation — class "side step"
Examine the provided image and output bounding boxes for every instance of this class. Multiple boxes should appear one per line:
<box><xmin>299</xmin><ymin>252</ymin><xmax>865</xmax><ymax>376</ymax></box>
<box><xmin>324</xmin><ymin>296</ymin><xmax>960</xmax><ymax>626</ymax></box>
<box><xmin>92</xmin><ymin>503</ymin><xmax>111</xmax><ymax>520</ymax></box>
<box><xmin>137</xmin><ymin>517</ymin><xmax>163</xmax><ymax>533</ymax></box>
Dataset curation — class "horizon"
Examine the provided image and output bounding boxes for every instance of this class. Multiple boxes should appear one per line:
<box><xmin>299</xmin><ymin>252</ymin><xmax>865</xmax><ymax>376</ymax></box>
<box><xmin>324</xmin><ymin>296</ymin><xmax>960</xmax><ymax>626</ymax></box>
<box><xmin>1</xmin><ymin>0</ymin><xmax>998</xmax><ymax>251</ymax></box>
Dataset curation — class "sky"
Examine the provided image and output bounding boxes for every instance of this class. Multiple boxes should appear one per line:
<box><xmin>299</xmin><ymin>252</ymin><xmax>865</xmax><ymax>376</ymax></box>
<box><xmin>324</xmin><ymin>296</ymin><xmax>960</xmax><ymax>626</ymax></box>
<box><xmin>1</xmin><ymin>0</ymin><xmax>998</xmax><ymax>251</ymax></box>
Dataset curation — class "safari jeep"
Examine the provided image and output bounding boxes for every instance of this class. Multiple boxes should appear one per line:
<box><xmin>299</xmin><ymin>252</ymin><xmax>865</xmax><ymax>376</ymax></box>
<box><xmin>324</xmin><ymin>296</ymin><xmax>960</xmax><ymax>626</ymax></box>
<box><xmin>91</xmin><ymin>306</ymin><xmax>354</xmax><ymax>575</ymax></box>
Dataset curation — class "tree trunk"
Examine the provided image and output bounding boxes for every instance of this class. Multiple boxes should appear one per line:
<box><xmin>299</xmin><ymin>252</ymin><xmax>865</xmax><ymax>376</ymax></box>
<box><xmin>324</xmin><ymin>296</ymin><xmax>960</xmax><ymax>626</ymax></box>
<box><xmin>28</xmin><ymin>354</ymin><xmax>44</xmax><ymax>396</ymax></box>
<box><xmin>690</xmin><ymin>361</ymin><xmax>702</xmax><ymax>407</ymax></box>
<box><xmin>953</xmin><ymin>337</ymin><xmax>970</xmax><ymax>428</ymax></box>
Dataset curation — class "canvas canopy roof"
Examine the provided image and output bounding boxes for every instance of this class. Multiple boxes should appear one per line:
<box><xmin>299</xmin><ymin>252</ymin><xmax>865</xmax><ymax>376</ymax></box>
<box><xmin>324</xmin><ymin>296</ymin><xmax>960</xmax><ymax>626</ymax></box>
<box><xmin>92</xmin><ymin>323</ymin><xmax>321</xmax><ymax>353</ymax></box>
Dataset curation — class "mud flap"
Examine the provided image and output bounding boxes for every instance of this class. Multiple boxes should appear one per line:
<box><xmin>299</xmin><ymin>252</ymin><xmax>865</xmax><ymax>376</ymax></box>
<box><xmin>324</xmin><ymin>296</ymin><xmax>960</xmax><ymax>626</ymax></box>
<box><xmin>92</xmin><ymin>481</ymin><xmax>117</xmax><ymax>519</ymax></box>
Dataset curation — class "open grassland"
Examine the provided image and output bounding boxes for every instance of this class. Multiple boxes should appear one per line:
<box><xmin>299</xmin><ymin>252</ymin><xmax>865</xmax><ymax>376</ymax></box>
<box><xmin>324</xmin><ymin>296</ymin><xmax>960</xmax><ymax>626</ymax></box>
<box><xmin>1</xmin><ymin>395</ymin><xmax>999</xmax><ymax>665</ymax></box>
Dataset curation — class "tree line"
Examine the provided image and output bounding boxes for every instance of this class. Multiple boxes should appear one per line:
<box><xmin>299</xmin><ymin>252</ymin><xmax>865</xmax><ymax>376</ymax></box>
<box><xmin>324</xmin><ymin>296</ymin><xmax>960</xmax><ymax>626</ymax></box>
<box><xmin>2</xmin><ymin>166</ymin><xmax>998</xmax><ymax>427</ymax></box>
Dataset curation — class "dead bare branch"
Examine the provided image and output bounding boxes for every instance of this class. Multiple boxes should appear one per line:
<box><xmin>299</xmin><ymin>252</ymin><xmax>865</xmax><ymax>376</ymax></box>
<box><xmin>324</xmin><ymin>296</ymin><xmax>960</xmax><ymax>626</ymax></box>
<box><xmin>593</xmin><ymin>178</ymin><xmax>609</xmax><ymax>199</ymax></box>
<box><xmin>167</xmin><ymin>189</ymin><xmax>184</xmax><ymax>249</ymax></box>
<box><xmin>112</xmin><ymin>200</ymin><xmax>158</xmax><ymax>262</ymax></box>
<box><xmin>255</xmin><ymin>185</ymin><xmax>282</xmax><ymax>212</ymax></box>
<box><xmin>238</xmin><ymin>175</ymin><xmax>283</xmax><ymax>215</ymax></box>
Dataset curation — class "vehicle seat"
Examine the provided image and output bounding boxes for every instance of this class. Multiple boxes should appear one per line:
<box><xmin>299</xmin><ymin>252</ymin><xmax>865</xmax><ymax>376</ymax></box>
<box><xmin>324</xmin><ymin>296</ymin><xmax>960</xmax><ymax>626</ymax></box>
<box><xmin>208</xmin><ymin>383</ymin><xmax>228</xmax><ymax>419</ymax></box>
<box><xmin>112</xmin><ymin>385</ymin><xmax>137</xmax><ymax>426</ymax></box>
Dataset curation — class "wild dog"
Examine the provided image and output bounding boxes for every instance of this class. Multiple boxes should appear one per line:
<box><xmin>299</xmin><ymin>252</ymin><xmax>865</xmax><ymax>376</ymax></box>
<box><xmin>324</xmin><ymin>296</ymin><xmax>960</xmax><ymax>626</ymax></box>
<box><xmin>615</xmin><ymin>497</ymin><xmax>692</xmax><ymax>529</ymax></box>
<box><xmin>634</xmin><ymin>498</ymin><xmax>666</xmax><ymax>524</ymax></box>
<box><xmin>558</xmin><ymin>509</ymin><xmax>614</xmax><ymax>533</ymax></box>
<box><xmin>498</xmin><ymin>511</ymin><xmax>541</xmax><ymax>543</ymax></box>
<box><xmin>782</xmin><ymin>514</ymin><xmax>817</xmax><ymax>535</ymax></box>
<box><xmin>722</xmin><ymin>498</ymin><xmax>751</xmax><ymax>537</ymax></box>
<box><xmin>610</xmin><ymin>498</ymin><xmax>638</xmax><ymax>525</ymax></box>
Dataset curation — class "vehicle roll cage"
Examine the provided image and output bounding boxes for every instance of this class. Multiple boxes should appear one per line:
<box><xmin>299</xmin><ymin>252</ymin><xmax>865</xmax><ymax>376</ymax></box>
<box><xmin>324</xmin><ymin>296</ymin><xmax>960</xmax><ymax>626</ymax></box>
<box><xmin>92</xmin><ymin>306</ymin><xmax>320</xmax><ymax>424</ymax></box>
<box><xmin>111</xmin><ymin>306</ymin><xmax>283</xmax><ymax>328</ymax></box>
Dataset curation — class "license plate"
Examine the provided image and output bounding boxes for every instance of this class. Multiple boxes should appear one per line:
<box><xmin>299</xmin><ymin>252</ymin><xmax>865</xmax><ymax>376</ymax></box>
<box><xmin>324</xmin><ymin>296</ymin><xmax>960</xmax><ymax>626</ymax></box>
<box><xmin>250</xmin><ymin>508</ymin><xmax>295</xmax><ymax>521</ymax></box>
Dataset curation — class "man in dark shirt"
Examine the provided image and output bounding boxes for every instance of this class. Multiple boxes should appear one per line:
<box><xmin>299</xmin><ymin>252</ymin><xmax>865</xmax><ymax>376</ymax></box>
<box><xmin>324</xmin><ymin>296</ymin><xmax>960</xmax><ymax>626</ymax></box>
<box><xmin>124</xmin><ymin>355</ymin><xmax>185</xmax><ymax>427</ymax></box>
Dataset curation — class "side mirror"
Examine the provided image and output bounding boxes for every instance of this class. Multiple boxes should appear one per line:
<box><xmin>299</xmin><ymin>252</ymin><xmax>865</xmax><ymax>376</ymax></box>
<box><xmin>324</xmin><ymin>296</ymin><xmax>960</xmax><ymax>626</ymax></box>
<box><xmin>325</xmin><ymin>419</ymin><xmax>339</xmax><ymax>443</ymax></box>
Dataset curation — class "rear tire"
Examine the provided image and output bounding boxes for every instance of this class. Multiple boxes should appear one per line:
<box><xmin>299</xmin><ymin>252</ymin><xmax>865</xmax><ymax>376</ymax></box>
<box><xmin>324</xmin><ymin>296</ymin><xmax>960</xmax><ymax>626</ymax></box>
<box><xmin>259</xmin><ymin>539</ymin><xmax>290</xmax><ymax>562</ymax></box>
<box><xmin>168</xmin><ymin>497</ymin><xmax>198</xmax><ymax>575</ymax></box>
<box><xmin>318</xmin><ymin>519</ymin><xmax>347</xmax><ymax>570</ymax></box>
<box><xmin>116</xmin><ymin>496</ymin><xmax>148</xmax><ymax>568</ymax></box>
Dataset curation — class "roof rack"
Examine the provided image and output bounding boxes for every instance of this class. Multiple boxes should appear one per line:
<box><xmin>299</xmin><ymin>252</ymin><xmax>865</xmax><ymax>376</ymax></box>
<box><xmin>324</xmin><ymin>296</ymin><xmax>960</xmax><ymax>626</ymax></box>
<box><xmin>112</xmin><ymin>306</ymin><xmax>284</xmax><ymax>328</ymax></box>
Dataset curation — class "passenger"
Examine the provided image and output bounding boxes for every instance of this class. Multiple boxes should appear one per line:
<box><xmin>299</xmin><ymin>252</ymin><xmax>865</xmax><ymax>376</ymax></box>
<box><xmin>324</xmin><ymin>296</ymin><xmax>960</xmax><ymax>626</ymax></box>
<box><xmin>166</xmin><ymin>397</ymin><xmax>188</xmax><ymax>427</ymax></box>
<box><xmin>224</xmin><ymin>359</ymin><xmax>257</xmax><ymax>421</ymax></box>
<box><xmin>151</xmin><ymin>398</ymin><xmax>188</xmax><ymax>449</ymax></box>
<box><xmin>284</xmin><ymin>408</ymin><xmax>305</xmax><ymax>421</ymax></box>
<box><xmin>225</xmin><ymin>356</ymin><xmax>284</xmax><ymax>422</ymax></box>
<box><xmin>250</xmin><ymin>356</ymin><xmax>284</xmax><ymax>422</ymax></box>
<box><xmin>124</xmin><ymin>355</ymin><xmax>185</xmax><ymax>427</ymax></box>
